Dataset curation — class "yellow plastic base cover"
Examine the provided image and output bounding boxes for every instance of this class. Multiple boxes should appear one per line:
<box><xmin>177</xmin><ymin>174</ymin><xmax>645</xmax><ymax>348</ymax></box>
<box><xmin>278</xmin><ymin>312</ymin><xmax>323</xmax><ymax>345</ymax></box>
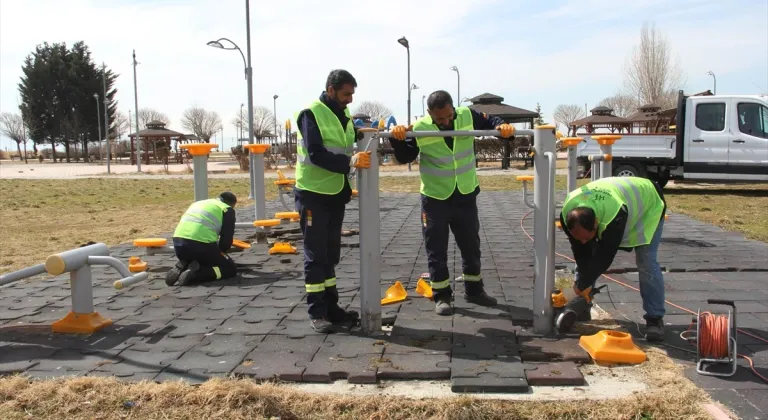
<box><xmin>415</xmin><ymin>278</ymin><xmax>433</xmax><ymax>299</ymax></box>
<box><xmin>232</xmin><ymin>239</ymin><xmax>251</xmax><ymax>249</ymax></box>
<box><xmin>551</xmin><ymin>289</ymin><xmax>567</xmax><ymax>308</ymax></box>
<box><xmin>133</xmin><ymin>238</ymin><xmax>168</xmax><ymax>247</ymax></box>
<box><xmin>275</xmin><ymin>211</ymin><xmax>299</xmax><ymax>220</ymax></box>
<box><xmin>254</xmin><ymin>219</ymin><xmax>281</xmax><ymax>227</ymax></box>
<box><xmin>128</xmin><ymin>256</ymin><xmax>148</xmax><ymax>273</ymax></box>
<box><xmin>381</xmin><ymin>281</ymin><xmax>407</xmax><ymax>305</ymax></box>
<box><xmin>52</xmin><ymin>311</ymin><xmax>113</xmax><ymax>334</ymax></box>
<box><xmin>268</xmin><ymin>242</ymin><xmax>297</xmax><ymax>255</ymax></box>
<box><xmin>579</xmin><ymin>330</ymin><xmax>646</xmax><ymax>365</ymax></box>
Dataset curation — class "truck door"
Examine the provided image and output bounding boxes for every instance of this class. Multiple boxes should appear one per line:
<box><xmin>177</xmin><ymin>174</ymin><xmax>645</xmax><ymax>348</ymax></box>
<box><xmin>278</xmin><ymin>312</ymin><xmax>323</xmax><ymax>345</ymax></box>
<box><xmin>732</xmin><ymin>100</ymin><xmax>768</xmax><ymax>181</ymax></box>
<box><xmin>685</xmin><ymin>98</ymin><xmax>731</xmax><ymax>180</ymax></box>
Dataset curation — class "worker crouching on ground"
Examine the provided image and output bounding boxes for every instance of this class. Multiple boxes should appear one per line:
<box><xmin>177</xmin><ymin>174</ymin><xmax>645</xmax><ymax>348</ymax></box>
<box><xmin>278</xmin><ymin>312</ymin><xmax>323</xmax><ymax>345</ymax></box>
<box><xmin>165</xmin><ymin>192</ymin><xmax>238</xmax><ymax>287</ymax></box>
<box><xmin>295</xmin><ymin>69</ymin><xmax>368</xmax><ymax>333</ymax></box>
<box><xmin>389</xmin><ymin>90</ymin><xmax>515</xmax><ymax>315</ymax></box>
<box><xmin>560</xmin><ymin>176</ymin><xmax>667</xmax><ymax>342</ymax></box>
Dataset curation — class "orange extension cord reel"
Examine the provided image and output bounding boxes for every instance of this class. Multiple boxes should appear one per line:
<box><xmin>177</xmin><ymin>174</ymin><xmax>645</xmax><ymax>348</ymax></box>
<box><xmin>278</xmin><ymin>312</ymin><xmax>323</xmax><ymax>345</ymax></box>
<box><xmin>682</xmin><ymin>299</ymin><xmax>738</xmax><ymax>378</ymax></box>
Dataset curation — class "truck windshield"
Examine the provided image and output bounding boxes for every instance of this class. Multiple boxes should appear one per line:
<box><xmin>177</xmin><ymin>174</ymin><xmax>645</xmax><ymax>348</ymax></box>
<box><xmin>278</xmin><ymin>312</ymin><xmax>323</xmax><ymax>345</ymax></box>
<box><xmin>737</xmin><ymin>103</ymin><xmax>768</xmax><ymax>139</ymax></box>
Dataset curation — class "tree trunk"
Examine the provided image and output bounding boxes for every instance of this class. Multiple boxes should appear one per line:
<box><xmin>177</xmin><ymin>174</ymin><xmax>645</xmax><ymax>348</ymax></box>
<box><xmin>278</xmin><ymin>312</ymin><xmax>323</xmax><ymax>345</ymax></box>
<box><xmin>15</xmin><ymin>142</ymin><xmax>23</xmax><ymax>163</ymax></box>
<box><xmin>64</xmin><ymin>140</ymin><xmax>71</xmax><ymax>162</ymax></box>
<box><xmin>83</xmin><ymin>138</ymin><xmax>89</xmax><ymax>163</ymax></box>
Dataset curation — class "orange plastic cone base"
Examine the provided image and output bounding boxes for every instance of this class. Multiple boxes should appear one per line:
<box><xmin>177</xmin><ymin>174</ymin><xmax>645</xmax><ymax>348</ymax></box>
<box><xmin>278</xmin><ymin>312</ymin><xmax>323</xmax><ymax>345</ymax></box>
<box><xmin>268</xmin><ymin>242</ymin><xmax>297</xmax><ymax>255</ymax></box>
<box><xmin>232</xmin><ymin>239</ymin><xmax>251</xmax><ymax>249</ymax></box>
<box><xmin>579</xmin><ymin>330</ymin><xmax>646</xmax><ymax>365</ymax></box>
<box><xmin>51</xmin><ymin>312</ymin><xmax>113</xmax><ymax>334</ymax></box>
<box><xmin>381</xmin><ymin>281</ymin><xmax>407</xmax><ymax>305</ymax></box>
<box><xmin>415</xmin><ymin>278</ymin><xmax>433</xmax><ymax>299</ymax></box>
<box><xmin>128</xmin><ymin>256</ymin><xmax>148</xmax><ymax>273</ymax></box>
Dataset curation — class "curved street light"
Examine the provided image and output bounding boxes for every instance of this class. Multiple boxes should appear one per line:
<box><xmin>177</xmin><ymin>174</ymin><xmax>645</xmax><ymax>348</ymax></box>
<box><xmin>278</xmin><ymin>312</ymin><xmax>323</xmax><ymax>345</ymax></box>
<box><xmin>450</xmin><ymin>66</ymin><xmax>460</xmax><ymax>105</ymax></box>
<box><xmin>706</xmin><ymin>70</ymin><xmax>717</xmax><ymax>95</ymax></box>
<box><xmin>207</xmin><ymin>38</ymin><xmax>247</xmax><ymax>79</ymax></box>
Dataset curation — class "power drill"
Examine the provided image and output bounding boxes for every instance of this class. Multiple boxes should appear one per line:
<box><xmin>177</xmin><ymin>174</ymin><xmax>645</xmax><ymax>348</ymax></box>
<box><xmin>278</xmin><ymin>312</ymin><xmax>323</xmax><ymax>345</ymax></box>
<box><xmin>555</xmin><ymin>285</ymin><xmax>606</xmax><ymax>333</ymax></box>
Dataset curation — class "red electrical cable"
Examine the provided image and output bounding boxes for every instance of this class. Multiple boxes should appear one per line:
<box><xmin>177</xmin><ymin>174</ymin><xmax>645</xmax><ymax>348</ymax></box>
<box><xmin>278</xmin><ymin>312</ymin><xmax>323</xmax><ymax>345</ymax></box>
<box><xmin>519</xmin><ymin>210</ymin><xmax>768</xmax><ymax>383</ymax></box>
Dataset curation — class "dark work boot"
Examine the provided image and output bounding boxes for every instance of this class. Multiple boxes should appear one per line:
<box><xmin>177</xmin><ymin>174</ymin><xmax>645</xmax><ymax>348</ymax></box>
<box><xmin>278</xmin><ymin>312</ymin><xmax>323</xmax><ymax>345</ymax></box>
<box><xmin>177</xmin><ymin>261</ymin><xmax>200</xmax><ymax>286</ymax></box>
<box><xmin>165</xmin><ymin>260</ymin><xmax>189</xmax><ymax>286</ymax></box>
<box><xmin>435</xmin><ymin>295</ymin><xmax>453</xmax><ymax>316</ymax></box>
<box><xmin>645</xmin><ymin>317</ymin><xmax>665</xmax><ymax>342</ymax></box>
<box><xmin>328</xmin><ymin>307</ymin><xmax>359</xmax><ymax>324</ymax></box>
<box><xmin>310</xmin><ymin>318</ymin><xmax>334</xmax><ymax>333</ymax></box>
<box><xmin>462</xmin><ymin>277</ymin><xmax>498</xmax><ymax>307</ymax></box>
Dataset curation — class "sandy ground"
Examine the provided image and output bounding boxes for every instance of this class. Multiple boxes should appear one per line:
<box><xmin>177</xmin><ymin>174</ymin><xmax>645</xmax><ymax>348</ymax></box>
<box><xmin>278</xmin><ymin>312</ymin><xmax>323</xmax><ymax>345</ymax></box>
<box><xmin>0</xmin><ymin>160</ymin><xmax>569</xmax><ymax>179</ymax></box>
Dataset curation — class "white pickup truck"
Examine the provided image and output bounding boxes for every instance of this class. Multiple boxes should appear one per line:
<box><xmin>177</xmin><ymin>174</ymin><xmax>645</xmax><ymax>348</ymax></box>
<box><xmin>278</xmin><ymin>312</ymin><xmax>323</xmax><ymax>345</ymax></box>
<box><xmin>575</xmin><ymin>91</ymin><xmax>768</xmax><ymax>186</ymax></box>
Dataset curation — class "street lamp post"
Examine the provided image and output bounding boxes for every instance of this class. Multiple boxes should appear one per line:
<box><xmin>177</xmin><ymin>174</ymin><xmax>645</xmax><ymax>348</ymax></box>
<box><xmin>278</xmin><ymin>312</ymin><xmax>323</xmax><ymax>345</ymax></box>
<box><xmin>273</xmin><ymin>94</ymin><xmax>278</xmax><ymax>145</ymax></box>
<box><xmin>398</xmin><ymin>36</ymin><xmax>411</xmax><ymax>171</ymax></box>
<box><xmin>707</xmin><ymin>70</ymin><xmax>717</xmax><ymax>95</ymax></box>
<box><xmin>240</xmin><ymin>103</ymin><xmax>244</xmax><ymax>142</ymax></box>
<box><xmin>93</xmin><ymin>93</ymin><xmax>102</xmax><ymax>163</ymax></box>
<box><xmin>101</xmin><ymin>62</ymin><xmax>111</xmax><ymax>174</ymax></box>
<box><xmin>422</xmin><ymin>95</ymin><xmax>426</xmax><ymax>117</ymax></box>
<box><xmin>450</xmin><ymin>65</ymin><xmax>460</xmax><ymax>105</ymax></box>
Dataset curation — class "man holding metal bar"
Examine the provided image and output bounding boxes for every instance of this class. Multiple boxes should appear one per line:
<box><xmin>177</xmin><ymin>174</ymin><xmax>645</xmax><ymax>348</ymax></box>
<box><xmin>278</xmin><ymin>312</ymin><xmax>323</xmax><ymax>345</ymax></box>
<box><xmin>390</xmin><ymin>90</ymin><xmax>515</xmax><ymax>315</ymax></box>
<box><xmin>295</xmin><ymin>69</ymin><xmax>370</xmax><ymax>332</ymax></box>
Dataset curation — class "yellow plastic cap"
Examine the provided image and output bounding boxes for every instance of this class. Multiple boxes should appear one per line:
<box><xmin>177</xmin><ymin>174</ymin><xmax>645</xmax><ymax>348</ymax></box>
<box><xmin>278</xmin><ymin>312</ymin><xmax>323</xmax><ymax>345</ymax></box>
<box><xmin>243</xmin><ymin>144</ymin><xmax>270</xmax><ymax>154</ymax></box>
<box><xmin>275</xmin><ymin>211</ymin><xmax>299</xmax><ymax>220</ymax></box>
<box><xmin>579</xmin><ymin>330</ymin><xmax>647</xmax><ymax>365</ymax></box>
<box><xmin>594</xmin><ymin>135</ymin><xmax>621</xmax><ymax>145</ymax></box>
<box><xmin>133</xmin><ymin>238</ymin><xmax>168</xmax><ymax>247</ymax></box>
<box><xmin>179</xmin><ymin>143</ymin><xmax>218</xmax><ymax>156</ymax></box>
<box><xmin>45</xmin><ymin>254</ymin><xmax>66</xmax><ymax>276</ymax></box>
<box><xmin>561</xmin><ymin>137</ymin><xmax>582</xmax><ymax>147</ymax></box>
<box><xmin>232</xmin><ymin>239</ymin><xmax>251</xmax><ymax>249</ymax></box>
<box><xmin>536</xmin><ymin>124</ymin><xmax>556</xmax><ymax>129</ymax></box>
<box><xmin>516</xmin><ymin>175</ymin><xmax>534</xmax><ymax>182</ymax></box>
<box><xmin>254</xmin><ymin>219</ymin><xmax>281</xmax><ymax>227</ymax></box>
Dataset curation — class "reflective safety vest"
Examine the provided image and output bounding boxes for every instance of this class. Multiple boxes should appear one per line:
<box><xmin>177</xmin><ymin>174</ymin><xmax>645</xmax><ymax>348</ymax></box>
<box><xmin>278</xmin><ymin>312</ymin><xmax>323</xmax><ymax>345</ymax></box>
<box><xmin>413</xmin><ymin>106</ymin><xmax>479</xmax><ymax>200</ymax></box>
<box><xmin>561</xmin><ymin>177</ymin><xmax>664</xmax><ymax>247</ymax></box>
<box><xmin>173</xmin><ymin>198</ymin><xmax>230</xmax><ymax>244</ymax></box>
<box><xmin>295</xmin><ymin>100</ymin><xmax>356</xmax><ymax>195</ymax></box>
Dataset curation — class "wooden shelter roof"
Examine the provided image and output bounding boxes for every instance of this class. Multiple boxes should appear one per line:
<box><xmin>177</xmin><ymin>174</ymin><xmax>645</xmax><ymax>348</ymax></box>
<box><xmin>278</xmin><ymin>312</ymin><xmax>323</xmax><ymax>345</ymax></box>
<box><xmin>128</xmin><ymin>121</ymin><xmax>184</xmax><ymax>138</ymax></box>
<box><xmin>466</xmin><ymin>92</ymin><xmax>539</xmax><ymax>123</ymax></box>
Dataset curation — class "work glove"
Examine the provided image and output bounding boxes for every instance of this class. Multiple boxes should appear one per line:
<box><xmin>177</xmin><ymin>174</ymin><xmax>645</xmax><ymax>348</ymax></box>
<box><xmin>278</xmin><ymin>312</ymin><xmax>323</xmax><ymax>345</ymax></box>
<box><xmin>496</xmin><ymin>123</ymin><xmax>515</xmax><ymax>138</ymax></box>
<box><xmin>391</xmin><ymin>125</ymin><xmax>413</xmax><ymax>141</ymax></box>
<box><xmin>350</xmin><ymin>151</ymin><xmax>372</xmax><ymax>169</ymax></box>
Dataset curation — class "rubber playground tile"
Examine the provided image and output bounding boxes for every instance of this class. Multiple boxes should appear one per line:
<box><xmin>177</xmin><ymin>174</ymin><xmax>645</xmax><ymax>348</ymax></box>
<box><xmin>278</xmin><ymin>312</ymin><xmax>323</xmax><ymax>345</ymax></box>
<box><xmin>382</xmin><ymin>334</ymin><xmax>452</xmax><ymax>355</ymax></box>
<box><xmin>151</xmin><ymin>295</ymin><xmax>209</xmax><ymax>309</ymax></box>
<box><xmin>234</xmin><ymin>305</ymin><xmax>291</xmax><ymax>321</ymax></box>
<box><xmin>165</xmin><ymin>347</ymin><xmax>250</xmax><ymax>374</ymax></box>
<box><xmin>115</xmin><ymin>348</ymin><xmax>185</xmax><ymax>372</ymax></box>
<box><xmin>216</xmin><ymin>318</ymin><xmax>282</xmax><ymax>335</ymax></box>
<box><xmin>26</xmin><ymin>348</ymin><xmax>121</xmax><ymax>375</ymax></box>
<box><xmin>524</xmin><ymin>362</ymin><xmax>585</xmax><ymax>386</ymax></box>
<box><xmin>177</xmin><ymin>306</ymin><xmax>245</xmax><ymax>321</ymax></box>
<box><xmin>196</xmin><ymin>334</ymin><xmax>264</xmax><ymax>355</ymax></box>
<box><xmin>153</xmin><ymin>367</ymin><xmax>212</xmax><ymax>384</ymax></box>
<box><xmin>233</xmin><ymin>350</ymin><xmax>314</xmax><ymax>382</ymax></box>
<box><xmin>130</xmin><ymin>333</ymin><xmax>206</xmax><ymax>352</ymax></box>
<box><xmin>376</xmin><ymin>352</ymin><xmax>451</xmax><ymax>379</ymax></box>
<box><xmin>199</xmin><ymin>296</ymin><xmax>255</xmax><ymax>311</ymax></box>
<box><xmin>321</xmin><ymin>335</ymin><xmax>386</xmax><ymax>358</ymax></box>
<box><xmin>215</xmin><ymin>284</ymin><xmax>269</xmax><ymax>298</ymax></box>
<box><xmin>301</xmin><ymin>350</ymin><xmax>380</xmax><ymax>384</ymax></box>
<box><xmin>249</xmin><ymin>294</ymin><xmax>299</xmax><ymax>308</ymax></box>
<box><xmin>127</xmin><ymin>303</ymin><xmax>188</xmax><ymax>321</ymax></box>
<box><xmin>450</xmin><ymin>373</ymin><xmax>529</xmax><ymax>393</ymax></box>
<box><xmin>164</xmin><ymin>318</ymin><xmax>223</xmax><ymax>338</ymax></box>
<box><xmin>517</xmin><ymin>335</ymin><xmax>591</xmax><ymax>363</ymax></box>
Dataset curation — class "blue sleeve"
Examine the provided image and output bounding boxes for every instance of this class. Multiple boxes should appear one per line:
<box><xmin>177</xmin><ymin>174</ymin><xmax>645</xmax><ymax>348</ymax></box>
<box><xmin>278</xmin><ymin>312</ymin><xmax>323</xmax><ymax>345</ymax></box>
<box><xmin>389</xmin><ymin>137</ymin><xmax>420</xmax><ymax>164</ymax></box>
<box><xmin>470</xmin><ymin>109</ymin><xmax>506</xmax><ymax>130</ymax></box>
<box><xmin>299</xmin><ymin>110</ymin><xmax>351</xmax><ymax>175</ymax></box>
<box><xmin>218</xmin><ymin>207</ymin><xmax>235</xmax><ymax>252</ymax></box>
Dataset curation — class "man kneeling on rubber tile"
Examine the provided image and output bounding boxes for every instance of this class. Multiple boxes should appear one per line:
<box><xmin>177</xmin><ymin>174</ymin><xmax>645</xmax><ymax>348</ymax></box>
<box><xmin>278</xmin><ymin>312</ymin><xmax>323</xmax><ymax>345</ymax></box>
<box><xmin>166</xmin><ymin>191</ymin><xmax>238</xmax><ymax>286</ymax></box>
<box><xmin>559</xmin><ymin>176</ymin><xmax>667</xmax><ymax>342</ymax></box>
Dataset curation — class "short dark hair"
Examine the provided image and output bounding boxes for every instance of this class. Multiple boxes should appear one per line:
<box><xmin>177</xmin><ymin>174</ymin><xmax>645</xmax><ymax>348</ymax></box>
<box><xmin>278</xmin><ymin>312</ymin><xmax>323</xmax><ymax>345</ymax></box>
<box><xmin>427</xmin><ymin>90</ymin><xmax>454</xmax><ymax>110</ymax></box>
<box><xmin>566</xmin><ymin>207</ymin><xmax>596</xmax><ymax>231</ymax></box>
<box><xmin>326</xmin><ymin>69</ymin><xmax>357</xmax><ymax>91</ymax></box>
<box><xmin>219</xmin><ymin>191</ymin><xmax>237</xmax><ymax>207</ymax></box>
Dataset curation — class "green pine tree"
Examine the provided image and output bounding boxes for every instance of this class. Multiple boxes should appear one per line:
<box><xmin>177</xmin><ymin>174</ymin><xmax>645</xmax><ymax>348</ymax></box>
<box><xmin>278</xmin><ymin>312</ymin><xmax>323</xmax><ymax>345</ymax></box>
<box><xmin>534</xmin><ymin>102</ymin><xmax>545</xmax><ymax>126</ymax></box>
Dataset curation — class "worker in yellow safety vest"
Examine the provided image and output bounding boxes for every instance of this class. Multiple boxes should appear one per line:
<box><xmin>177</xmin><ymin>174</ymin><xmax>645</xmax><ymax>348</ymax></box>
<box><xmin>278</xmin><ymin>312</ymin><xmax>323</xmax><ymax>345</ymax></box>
<box><xmin>166</xmin><ymin>192</ymin><xmax>238</xmax><ymax>287</ymax></box>
<box><xmin>389</xmin><ymin>90</ymin><xmax>515</xmax><ymax>315</ymax></box>
<box><xmin>560</xmin><ymin>176</ymin><xmax>667</xmax><ymax>342</ymax></box>
<box><xmin>294</xmin><ymin>69</ymin><xmax>370</xmax><ymax>333</ymax></box>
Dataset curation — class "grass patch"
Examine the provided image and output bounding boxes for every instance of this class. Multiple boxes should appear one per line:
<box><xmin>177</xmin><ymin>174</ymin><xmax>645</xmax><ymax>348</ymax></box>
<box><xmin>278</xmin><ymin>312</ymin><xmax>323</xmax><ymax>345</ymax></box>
<box><xmin>0</xmin><ymin>179</ymin><xmax>276</xmax><ymax>273</ymax></box>
<box><xmin>0</xmin><ymin>352</ymin><xmax>711</xmax><ymax>420</ymax></box>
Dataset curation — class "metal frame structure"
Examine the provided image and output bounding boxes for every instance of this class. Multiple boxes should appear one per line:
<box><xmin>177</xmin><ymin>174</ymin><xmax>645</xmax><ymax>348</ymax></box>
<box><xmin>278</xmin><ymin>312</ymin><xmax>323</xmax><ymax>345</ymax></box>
<box><xmin>695</xmin><ymin>300</ymin><xmax>738</xmax><ymax>377</ymax></box>
<box><xmin>0</xmin><ymin>243</ymin><xmax>149</xmax><ymax>334</ymax></box>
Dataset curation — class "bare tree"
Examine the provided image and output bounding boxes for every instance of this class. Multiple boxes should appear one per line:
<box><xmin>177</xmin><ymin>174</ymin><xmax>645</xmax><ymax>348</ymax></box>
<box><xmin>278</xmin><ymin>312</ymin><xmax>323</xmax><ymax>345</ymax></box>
<box><xmin>552</xmin><ymin>104</ymin><xmax>585</xmax><ymax>133</ymax></box>
<box><xmin>353</xmin><ymin>101</ymin><xmax>393</xmax><ymax>121</ymax></box>
<box><xmin>230</xmin><ymin>107</ymin><xmax>247</xmax><ymax>140</ymax></box>
<box><xmin>113</xmin><ymin>111</ymin><xmax>130</xmax><ymax>139</ymax></box>
<box><xmin>181</xmin><ymin>107</ymin><xmax>223</xmax><ymax>142</ymax></box>
<box><xmin>0</xmin><ymin>112</ymin><xmax>27</xmax><ymax>162</ymax></box>
<box><xmin>138</xmin><ymin>108</ymin><xmax>171</xmax><ymax>128</ymax></box>
<box><xmin>624</xmin><ymin>22</ymin><xmax>686</xmax><ymax>108</ymax></box>
<box><xmin>230</xmin><ymin>106</ymin><xmax>274</xmax><ymax>140</ymax></box>
<box><xmin>599</xmin><ymin>94</ymin><xmax>641</xmax><ymax>117</ymax></box>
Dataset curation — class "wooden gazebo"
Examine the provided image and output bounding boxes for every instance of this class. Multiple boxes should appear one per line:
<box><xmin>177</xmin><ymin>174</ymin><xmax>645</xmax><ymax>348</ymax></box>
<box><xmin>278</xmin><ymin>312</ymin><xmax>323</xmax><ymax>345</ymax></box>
<box><xmin>570</xmin><ymin>106</ymin><xmax>631</xmax><ymax>135</ymax></box>
<box><xmin>127</xmin><ymin>120</ymin><xmax>185</xmax><ymax>165</ymax></box>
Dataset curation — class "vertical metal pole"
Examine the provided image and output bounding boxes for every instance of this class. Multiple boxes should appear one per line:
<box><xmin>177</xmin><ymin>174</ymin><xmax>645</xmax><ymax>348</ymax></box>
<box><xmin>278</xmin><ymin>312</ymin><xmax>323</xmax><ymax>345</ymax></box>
<box><xmin>71</xmin><ymin>265</ymin><xmax>94</xmax><ymax>314</ymax></box>
<box><xmin>590</xmin><ymin>159</ymin><xmax>599</xmax><ymax>181</ymax></box>
<box><xmin>192</xmin><ymin>155</ymin><xmax>208</xmax><ymax>201</ymax></box>
<box><xmin>132</xmin><ymin>50</ymin><xmax>142</xmax><ymax>172</ymax></box>
<box><xmin>567</xmin><ymin>146</ymin><xmax>577</xmax><ymax>193</ymax></box>
<box><xmin>102</xmin><ymin>63</ymin><xmax>111</xmax><ymax>174</ymax></box>
<box><xmin>599</xmin><ymin>144</ymin><xmax>612</xmax><ymax>178</ymax></box>
<box><xmin>406</xmin><ymin>46</ymin><xmax>412</xmax><ymax>172</ymax></box>
<box><xmin>94</xmin><ymin>95</ymin><xmax>102</xmax><ymax>162</ymax></box>
<box><xmin>533</xmin><ymin>125</ymin><xmax>556</xmax><ymax>334</ymax></box>
<box><xmin>359</xmin><ymin>131</ymin><xmax>382</xmax><ymax>335</ymax></box>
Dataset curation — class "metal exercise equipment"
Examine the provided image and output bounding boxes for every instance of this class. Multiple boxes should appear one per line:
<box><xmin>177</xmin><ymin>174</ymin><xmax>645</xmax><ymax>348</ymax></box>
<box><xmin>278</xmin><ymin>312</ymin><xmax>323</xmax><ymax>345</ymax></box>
<box><xmin>179</xmin><ymin>143</ymin><xmax>219</xmax><ymax>202</ymax></box>
<box><xmin>0</xmin><ymin>243</ymin><xmax>150</xmax><ymax>334</ymax></box>
<box><xmin>586</xmin><ymin>135</ymin><xmax>620</xmax><ymax>181</ymax></box>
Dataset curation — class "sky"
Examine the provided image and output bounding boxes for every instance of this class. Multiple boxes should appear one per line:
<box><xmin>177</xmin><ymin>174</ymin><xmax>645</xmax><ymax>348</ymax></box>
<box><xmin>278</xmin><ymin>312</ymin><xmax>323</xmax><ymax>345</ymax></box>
<box><xmin>1</xmin><ymin>0</ymin><xmax>767</xmax><ymax>151</ymax></box>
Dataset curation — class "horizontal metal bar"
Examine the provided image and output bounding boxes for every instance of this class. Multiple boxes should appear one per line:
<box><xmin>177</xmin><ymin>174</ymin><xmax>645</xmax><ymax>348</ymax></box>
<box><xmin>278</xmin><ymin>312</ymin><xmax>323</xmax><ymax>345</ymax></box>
<box><xmin>379</xmin><ymin>129</ymin><xmax>534</xmax><ymax>139</ymax></box>
<box><xmin>114</xmin><ymin>271</ymin><xmax>150</xmax><ymax>289</ymax></box>
<box><xmin>87</xmin><ymin>256</ymin><xmax>132</xmax><ymax>279</ymax></box>
<box><xmin>0</xmin><ymin>263</ymin><xmax>47</xmax><ymax>287</ymax></box>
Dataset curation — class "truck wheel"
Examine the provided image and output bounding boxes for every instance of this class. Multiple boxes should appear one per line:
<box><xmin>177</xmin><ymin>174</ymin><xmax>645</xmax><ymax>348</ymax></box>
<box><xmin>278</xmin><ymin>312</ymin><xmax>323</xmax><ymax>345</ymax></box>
<box><xmin>613</xmin><ymin>164</ymin><xmax>646</xmax><ymax>178</ymax></box>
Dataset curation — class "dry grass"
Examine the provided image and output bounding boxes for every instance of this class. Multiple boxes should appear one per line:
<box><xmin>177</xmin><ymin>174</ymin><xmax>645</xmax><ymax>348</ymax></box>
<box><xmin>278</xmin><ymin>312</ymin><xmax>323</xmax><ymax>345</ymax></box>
<box><xmin>664</xmin><ymin>183</ymin><xmax>768</xmax><ymax>242</ymax></box>
<box><xmin>0</xmin><ymin>352</ymin><xmax>713</xmax><ymax>420</ymax></box>
<box><xmin>0</xmin><ymin>179</ymin><xmax>276</xmax><ymax>273</ymax></box>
